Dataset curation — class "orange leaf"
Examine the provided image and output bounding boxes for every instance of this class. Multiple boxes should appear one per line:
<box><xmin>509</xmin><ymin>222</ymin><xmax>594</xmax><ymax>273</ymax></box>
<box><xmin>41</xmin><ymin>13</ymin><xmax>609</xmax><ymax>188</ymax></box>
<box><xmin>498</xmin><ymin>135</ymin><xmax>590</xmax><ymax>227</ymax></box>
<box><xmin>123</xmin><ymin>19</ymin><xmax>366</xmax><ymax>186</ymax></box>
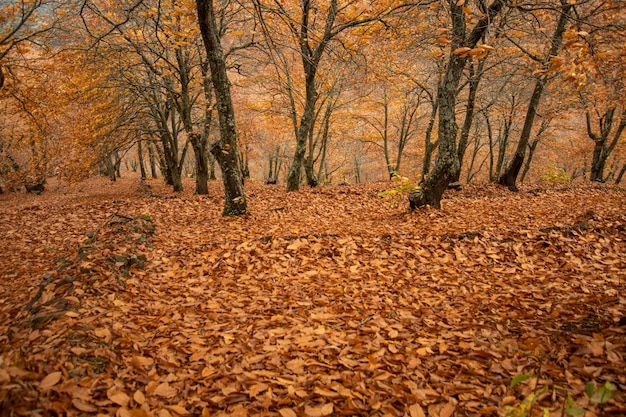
<box><xmin>440</xmin><ymin>403</ymin><xmax>456</xmax><ymax>417</ymax></box>
<box><xmin>133</xmin><ymin>390</ymin><xmax>146</xmax><ymax>404</ymax></box>
<box><xmin>39</xmin><ymin>372</ymin><xmax>62</xmax><ymax>390</ymax></box>
<box><xmin>278</xmin><ymin>409</ymin><xmax>297</xmax><ymax>417</ymax></box>
<box><xmin>108</xmin><ymin>391</ymin><xmax>130</xmax><ymax>407</ymax></box>
<box><xmin>166</xmin><ymin>405</ymin><xmax>190</xmax><ymax>415</ymax></box>
<box><xmin>154</xmin><ymin>382</ymin><xmax>177</xmax><ymax>398</ymax></box>
<box><xmin>409</xmin><ymin>404</ymin><xmax>426</xmax><ymax>417</ymax></box>
<box><xmin>72</xmin><ymin>398</ymin><xmax>98</xmax><ymax>412</ymax></box>
<box><xmin>304</xmin><ymin>404</ymin><xmax>333</xmax><ymax>417</ymax></box>
<box><xmin>453</xmin><ymin>47</ymin><xmax>471</xmax><ymax>56</ymax></box>
<box><xmin>248</xmin><ymin>383</ymin><xmax>268</xmax><ymax>398</ymax></box>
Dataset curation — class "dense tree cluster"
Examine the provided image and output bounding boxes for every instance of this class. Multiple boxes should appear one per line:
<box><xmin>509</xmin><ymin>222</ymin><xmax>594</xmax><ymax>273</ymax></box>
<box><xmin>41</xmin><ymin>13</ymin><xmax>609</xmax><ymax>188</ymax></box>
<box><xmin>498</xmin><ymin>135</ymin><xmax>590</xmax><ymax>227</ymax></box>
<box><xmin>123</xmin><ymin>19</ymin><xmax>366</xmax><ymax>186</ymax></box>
<box><xmin>0</xmin><ymin>0</ymin><xmax>624</xmax><ymax>211</ymax></box>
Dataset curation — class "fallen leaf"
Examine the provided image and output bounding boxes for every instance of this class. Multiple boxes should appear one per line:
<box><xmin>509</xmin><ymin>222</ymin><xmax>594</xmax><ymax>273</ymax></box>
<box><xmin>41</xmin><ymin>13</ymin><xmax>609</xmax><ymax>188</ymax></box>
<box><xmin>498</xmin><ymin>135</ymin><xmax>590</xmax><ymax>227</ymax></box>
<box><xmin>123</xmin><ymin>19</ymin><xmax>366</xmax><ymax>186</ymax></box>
<box><xmin>166</xmin><ymin>405</ymin><xmax>190</xmax><ymax>415</ymax></box>
<box><xmin>440</xmin><ymin>403</ymin><xmax>456</xmax><ymax>417</ymax></box>
<box><xmin>409</xmin><ymin>404</ymin><xmax>426</xmax><ymax>417</ymax></box>
<box><xmin>304</xmin><ymin>403</ymin><xmax>333</xmax><ymax>417</ymax></box>
<box><xmin>72</xmin><ymin>398</ymin><xmax>98</xmax><ymax>412</ymax></box>
<box><xmin>153</xmin><ymin>382</ymin><xmax>177</xmax><ymax>398</ymax></box>
<box><xmin>108</xmin><ymin>391</ymin><xmax>130</xmax><ymax>407</ymax></box>
<box><xmin>133</xmin><ymin>390</ymin><xmax>146</xmax><ymax>404</ymax></box>
<box><xmin>278</xmin><ymin>409</ymin><xmax>297</xmax><ymax>417</ymax></box>
<box><xmin>39</xmin><ymin>371</ymin><xmax>62</xmax><ymax>390</ymax></box>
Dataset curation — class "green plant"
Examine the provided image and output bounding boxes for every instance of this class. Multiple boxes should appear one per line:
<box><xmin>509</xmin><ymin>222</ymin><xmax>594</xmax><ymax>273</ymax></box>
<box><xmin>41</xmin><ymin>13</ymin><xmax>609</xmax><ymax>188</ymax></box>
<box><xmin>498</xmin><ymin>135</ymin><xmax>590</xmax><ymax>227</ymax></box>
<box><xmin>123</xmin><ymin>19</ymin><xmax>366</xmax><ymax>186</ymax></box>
<box><xmin>142</xmin><ymin>214</ymin><xmax>153</xmax><ymax>222</ymax></box>
<box><xmin>505</xmin><ymin>374</ymin><xmax>617</xmax><ymax>417</ymax></box>
<box><xmin>378</xmin><ymin>174</ymin><xmax>420</xmax><ymax>205</ymax></box>
<box><xmin>540</xmin><ymin>165</ymin><xmax>571</xmax><ymax>183</ymax></box>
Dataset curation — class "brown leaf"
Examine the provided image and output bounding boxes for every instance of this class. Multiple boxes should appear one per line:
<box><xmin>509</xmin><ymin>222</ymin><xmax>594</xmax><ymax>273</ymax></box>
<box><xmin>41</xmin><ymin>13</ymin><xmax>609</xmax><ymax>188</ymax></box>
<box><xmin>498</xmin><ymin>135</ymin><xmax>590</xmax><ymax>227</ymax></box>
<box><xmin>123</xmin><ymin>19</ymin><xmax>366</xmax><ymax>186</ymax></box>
<box><xmin>440</xmin><ymin>403</ymin><xmax>456</xmax><ymax>417</ymax></box>
<box><xmin>94</xmin><ymin>327</ymin><xmax>112</xmax><ymax>343</ymax></box>
<box><xmin>72</xmin><ymin>398</ymin><xmax>98</xmax><ymax>412</ymax></box>
<box><xmin>108</xmin><ymin>391</ymin><xmax>130</xmax><ymax>407</ymax></box>
<box><xmin>248</xmin><ymin>382</ymin><xmax>268</xmax><ymax>398</ymax></box>
<box><xmin>278</xmin><ymin>409</ymin><xmax>297</xmax><ymax>417</ymax></box>
<box><xmin>0</xmin><ymin>369</ymin><xmax>9</xmax><ymax>384</ymax></box>
<box><xmin>133</xmin><ymin>390</ymin><xmax>146</xmax><ymax>405</ymax></box>
<box><xmin>39</xmin><ymin>371</ymin><xmax>62</xmax><ymax>390</ymax></box>
<box><xmin>304</xmin><ymin>403</ymin><xmax>333</xmax><ymax>417</ymax></box>
<box><xmin>409</xmin><ymin>404</ymin><xmax>426</xmax><ymax>417</ymax></box>
<box><xmin>166</xmin><ymin>405</ymin><xmax>190</xmax><ymax>415</ymax></box>
<box><xmin>153</xmin><ymin>382</ymin><xmax>177</xmax><ymax>398</ymax></box>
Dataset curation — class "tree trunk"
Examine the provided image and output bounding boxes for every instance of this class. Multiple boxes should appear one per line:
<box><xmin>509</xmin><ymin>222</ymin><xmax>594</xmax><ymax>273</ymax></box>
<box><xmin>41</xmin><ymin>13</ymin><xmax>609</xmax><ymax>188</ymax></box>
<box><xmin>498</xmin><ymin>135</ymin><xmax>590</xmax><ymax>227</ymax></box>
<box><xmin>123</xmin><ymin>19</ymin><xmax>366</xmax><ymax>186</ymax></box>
<box><xmin>411</xmin><ymin>54</ymin><xmax>463</xmax><ymax>207</ymax></box>
<box><xmin>114</xmin><ymin>150</ymin><xmax>122</xmax><ymax>178</ymax></box>
<box><xmin>138</xmin><ymin>141</ymin><xmax>147</xmax><ymax>179</ymax></box>
<box><xmin>286</xmin><ymin>75</ymin><xmax>316</xmax><ymax>191</ymax></box>
<box><xmin>104</xmin><ymin>154</ymin><xmax>116</xmax><ymax>182</ymax></box>
<box><xmin>285</xmin><ymin>0</ymin><xmax>331</xmax><ymax>192</ymax></box>
<box><xmin>190</xmin><ymin>133</ymin><xmax>210</xmax><ymax>194</ymax></box>
<box><xmin>615</xmin><ymin>162</ymin><xmax>626</xmax><ymax>185</ymax></box>
<box><xmin>196</xmin><ymin>0</ymin><xmax>246</xmax><ymax>215</ymax></box>
<box><xmin>148</xmin><ymin>141</ymin><xmax>158</xmax><ymax>178</ymax></box>
<box><xmin>499</xmin><ymin>0</ymin><xmax>571</xmax><ymax>191</ymax></box>
<box><xmin>421</xmin><ymin>102</ymin><xmax>438</xmax><ymax>181</ymax></box>
<box><xmin>498</xmin><ymin>80</ymin><xmax>545</xmax><ymax>190</ymax></box>
<box><xmin>209</xmin><ymin>153</ymin><xmax>216</xmax><ymax>180</ymax></box>
<box><xmin>454</xmin><ymin>59</ymin><xmax>484</xmax><ymax>182</ymax></box>
<box><xmin>520</xmin><ymin>118</ymin><xmax>549</xmax><ymax>182</ymax></box>
<box><xmin>354</xmin><ymin>155</ymin><xmax>361</xmax><ymax>184</ymax></box>
<box><xmin>174</xmin><ymin>47</ymin><xmax>210</xmax><ymax>195</ymax></box>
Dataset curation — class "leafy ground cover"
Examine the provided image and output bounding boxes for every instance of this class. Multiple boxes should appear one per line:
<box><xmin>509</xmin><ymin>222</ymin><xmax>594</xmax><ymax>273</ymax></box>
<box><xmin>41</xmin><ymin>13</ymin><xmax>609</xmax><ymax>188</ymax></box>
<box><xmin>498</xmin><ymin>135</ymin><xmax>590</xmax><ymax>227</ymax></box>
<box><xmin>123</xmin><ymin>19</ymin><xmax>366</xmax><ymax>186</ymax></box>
<box><xmin>0</xmin><ymin>175</ymin><xmax>625</xmax><ymax>416</ymax></box>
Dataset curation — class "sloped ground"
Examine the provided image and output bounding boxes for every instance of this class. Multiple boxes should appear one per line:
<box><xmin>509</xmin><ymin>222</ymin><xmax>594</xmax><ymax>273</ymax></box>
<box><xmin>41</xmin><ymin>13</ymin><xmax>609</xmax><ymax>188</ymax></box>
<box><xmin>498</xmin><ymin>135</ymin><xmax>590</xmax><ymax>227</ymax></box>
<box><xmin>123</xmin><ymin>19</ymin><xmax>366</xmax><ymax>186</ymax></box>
<box><xmin>0</xmin><ymin>175</ymin><xmax>624</xmax><ymax>417</ymax></box>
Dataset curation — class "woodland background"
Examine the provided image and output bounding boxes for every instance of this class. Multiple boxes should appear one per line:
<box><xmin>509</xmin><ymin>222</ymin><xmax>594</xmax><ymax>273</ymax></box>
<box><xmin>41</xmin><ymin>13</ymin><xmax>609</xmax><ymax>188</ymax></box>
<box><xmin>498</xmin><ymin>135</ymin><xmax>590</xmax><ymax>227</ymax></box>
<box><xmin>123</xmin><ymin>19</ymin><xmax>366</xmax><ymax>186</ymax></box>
<box><xmin>0</xmin><ymin>0</ymin><xmax>625</xmax><ymax>205</ymax></box>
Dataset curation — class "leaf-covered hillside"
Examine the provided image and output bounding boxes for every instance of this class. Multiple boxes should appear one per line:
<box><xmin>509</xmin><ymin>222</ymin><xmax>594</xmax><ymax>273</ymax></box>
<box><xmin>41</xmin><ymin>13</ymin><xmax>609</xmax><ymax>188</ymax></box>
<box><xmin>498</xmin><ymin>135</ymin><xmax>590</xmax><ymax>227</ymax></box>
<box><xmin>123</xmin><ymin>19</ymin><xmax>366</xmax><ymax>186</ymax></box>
<box><xmin>1</xmin><ymin>176</ymin><xmax>625</xmax><ymax>416</ymax></box>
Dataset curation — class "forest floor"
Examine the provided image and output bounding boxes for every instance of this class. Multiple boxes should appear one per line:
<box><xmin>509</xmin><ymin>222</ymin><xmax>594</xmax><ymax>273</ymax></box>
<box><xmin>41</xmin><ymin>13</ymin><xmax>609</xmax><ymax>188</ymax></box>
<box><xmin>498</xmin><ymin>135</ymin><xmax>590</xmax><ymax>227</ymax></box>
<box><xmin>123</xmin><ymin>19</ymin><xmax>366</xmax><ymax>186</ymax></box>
<box><xmin>0</xmin><ymin>174</ymin><xmax>625</xmax><ymax>417</ymax></box>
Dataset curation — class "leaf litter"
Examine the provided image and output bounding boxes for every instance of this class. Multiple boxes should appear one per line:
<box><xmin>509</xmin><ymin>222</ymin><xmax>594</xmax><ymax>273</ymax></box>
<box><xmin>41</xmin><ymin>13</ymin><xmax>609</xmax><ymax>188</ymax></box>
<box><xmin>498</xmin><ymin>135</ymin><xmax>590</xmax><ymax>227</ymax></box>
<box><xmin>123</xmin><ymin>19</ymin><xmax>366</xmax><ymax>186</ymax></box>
<box><xmin>0</xmin><ymin>176</ymin><xmax>625</xmax><ymax>416</ymax></box>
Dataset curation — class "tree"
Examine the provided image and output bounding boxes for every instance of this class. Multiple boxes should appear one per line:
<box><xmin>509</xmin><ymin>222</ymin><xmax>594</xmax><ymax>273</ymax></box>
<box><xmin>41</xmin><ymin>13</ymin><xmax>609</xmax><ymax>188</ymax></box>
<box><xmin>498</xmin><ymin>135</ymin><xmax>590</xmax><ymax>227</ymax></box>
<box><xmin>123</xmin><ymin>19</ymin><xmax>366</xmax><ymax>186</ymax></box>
<box><xmin>359</xmin><ymin>86</ymin><xmax>423</xmax><ymax>179</ymax></box>
<box><xmin>498</xmin><ymin>0</ymin><xmax>573</xmax><ymax>191</ymax></box>
<box><xmin>253</xmin><ymin>0</ymin><xmax>417</xmax><ymax>192</ymax></box>
<box><xmin>410</xmin><ymin>0</ymin><xmax>506</xmax><ymax>209</ymax></box>
<box><xmin>584</xmin><ymin>108</ymin><xmax>625</xmax><ymax>182</ymax></box>
<box><xmin>563</xmin><ymin>1</ymin><xmax>626</xmax><ymax>182</ymax></box>
<box><xmin>0</xmin><ymin>0</ymin><xmax>59</xmax><ymax>89</ymax></box>
<box><xmin>196</xmin><ymin>0</ymin><xmax>247</xmax><ymax>215</ymax></box>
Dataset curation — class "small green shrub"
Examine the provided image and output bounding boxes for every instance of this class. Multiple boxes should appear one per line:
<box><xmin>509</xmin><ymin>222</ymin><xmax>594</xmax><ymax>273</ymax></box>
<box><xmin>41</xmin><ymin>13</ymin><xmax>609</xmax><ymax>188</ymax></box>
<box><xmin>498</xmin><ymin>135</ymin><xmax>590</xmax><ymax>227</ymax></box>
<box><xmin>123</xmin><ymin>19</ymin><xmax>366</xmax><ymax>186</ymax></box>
<box><xmin>378</xmin><ymin>173</ymin><xmax>420</xmax><ymax>197</ymax></box>
<box><xmin>540</xmin><ymin>166</ymin><xmax>571</xmax><ymax>183</ymax></box>
<box><xmin>505</xmin><ymin>373</ymin><xmax>617</xmax><ymax>417</ymax></box>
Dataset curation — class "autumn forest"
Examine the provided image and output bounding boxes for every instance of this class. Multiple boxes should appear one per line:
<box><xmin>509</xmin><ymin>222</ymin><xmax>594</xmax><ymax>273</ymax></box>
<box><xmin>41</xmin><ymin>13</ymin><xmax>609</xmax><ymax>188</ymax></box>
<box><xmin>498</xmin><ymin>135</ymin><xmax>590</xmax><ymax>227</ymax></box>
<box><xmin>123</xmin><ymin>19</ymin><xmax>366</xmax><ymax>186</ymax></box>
<box><xmin>1</xmin><ymin>0</ymin><xmax>625</xmax><ymax>416</ymax></box>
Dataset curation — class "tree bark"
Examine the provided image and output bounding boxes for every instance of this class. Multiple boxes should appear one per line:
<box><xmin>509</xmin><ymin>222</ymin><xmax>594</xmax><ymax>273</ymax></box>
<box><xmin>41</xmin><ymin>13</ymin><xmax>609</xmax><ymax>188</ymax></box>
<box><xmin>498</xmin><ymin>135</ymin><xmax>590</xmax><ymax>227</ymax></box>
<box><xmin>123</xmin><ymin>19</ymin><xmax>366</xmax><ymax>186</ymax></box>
<box><xmin>615</xmin><ymin>162</ymin><xmax>626</xmax><ymax>185</ymax></box>
<box><xmin>137</xmin><ymin>140</ymin><xmax>147</xmax><ymax>179</ymax></box>
<box><xmin>190</xmin><ymin>133</ymin><xmax>210</xmax><ymax>194</ymax></box>
<box><xmin>454</xmin><ymin>59</ymin><xmax>484</xmax><ymax>182</ymax></box>
<box><xmin>148</xmin><ymin>140</ymin><xmax>158</xmax><ymax>178</ymax></box>
<box><xmin>421</xmin><ymin>100</ymin><xmax>438</xmax><ymax>181</ymax></box>
<box><xmin>196</xmin><ymin>0</ymin><xmax>247</xmax><ymax>215</ymax></box>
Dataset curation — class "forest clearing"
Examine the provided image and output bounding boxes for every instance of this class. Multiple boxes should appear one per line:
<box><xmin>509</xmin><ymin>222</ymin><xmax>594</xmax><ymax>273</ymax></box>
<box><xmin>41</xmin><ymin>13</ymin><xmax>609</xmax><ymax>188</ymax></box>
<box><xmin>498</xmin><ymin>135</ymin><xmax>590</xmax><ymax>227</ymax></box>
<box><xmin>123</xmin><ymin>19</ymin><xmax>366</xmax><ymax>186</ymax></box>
<box><xmin>0</xmin><ymin>175</ymin><xmax>624</xmax><ymax>416</ymax></box>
